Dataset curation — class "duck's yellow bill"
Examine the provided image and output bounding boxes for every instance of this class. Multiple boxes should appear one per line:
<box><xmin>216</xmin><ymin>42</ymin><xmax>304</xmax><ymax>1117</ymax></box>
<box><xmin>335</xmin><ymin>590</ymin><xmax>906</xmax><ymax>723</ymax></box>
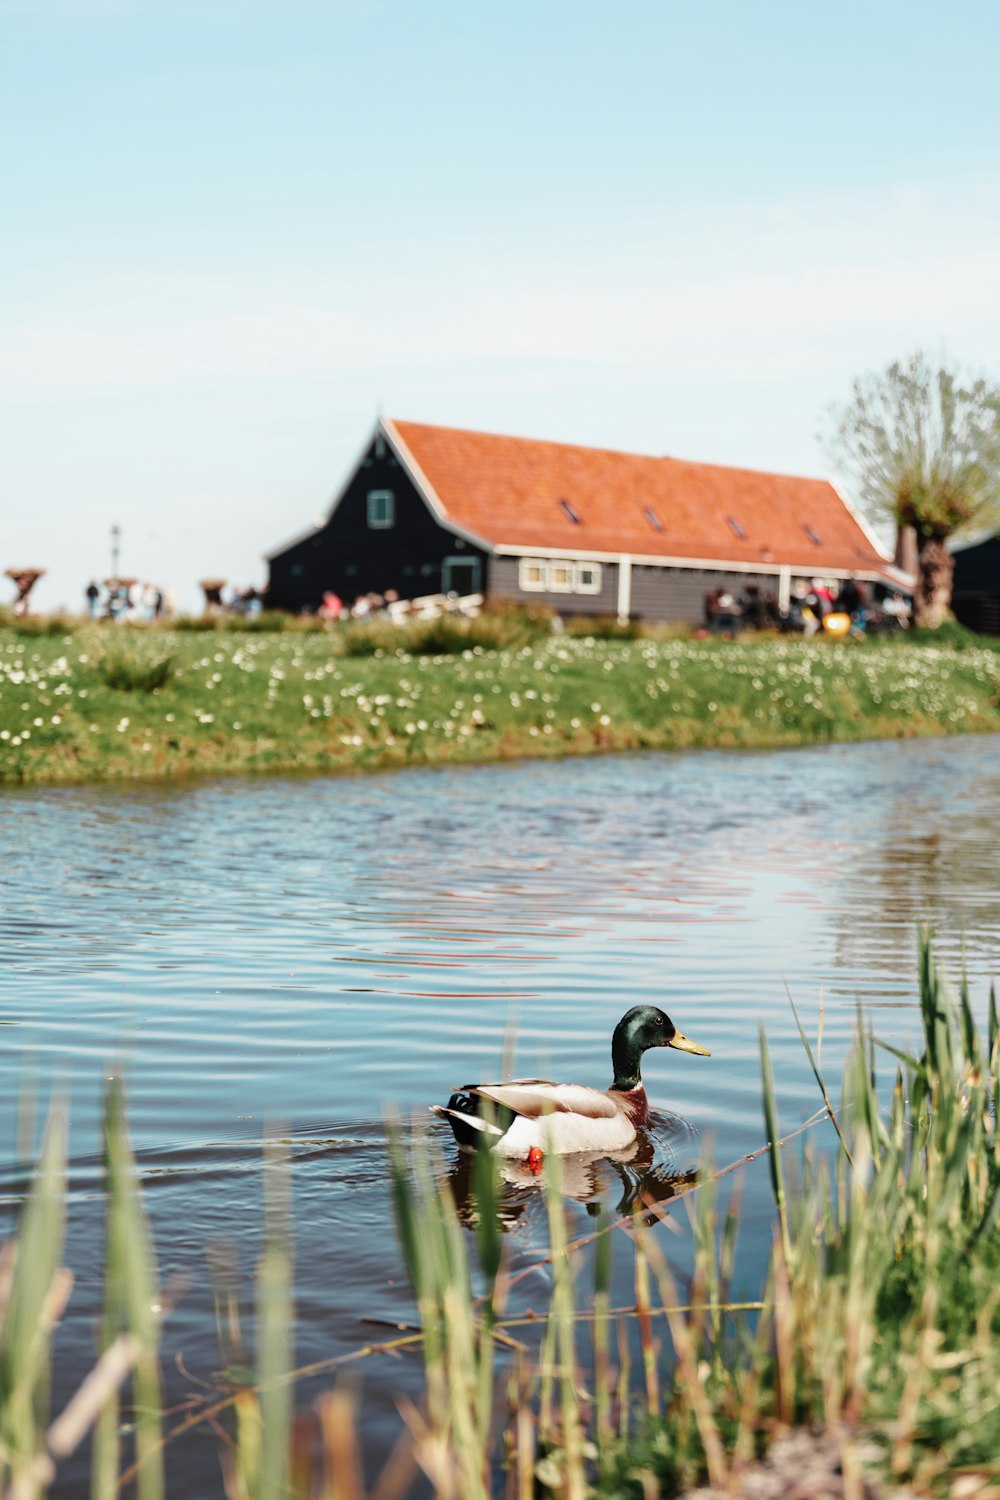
<box><xmin>669</xmin><ymin>1029</ymin><xmax>711</xmax><ymax>1057</ymax></box>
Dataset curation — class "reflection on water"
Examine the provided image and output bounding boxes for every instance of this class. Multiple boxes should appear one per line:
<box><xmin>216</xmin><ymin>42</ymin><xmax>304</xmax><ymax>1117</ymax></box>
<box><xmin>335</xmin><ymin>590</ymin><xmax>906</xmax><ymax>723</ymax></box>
<box><xmin>446</xmin><ymin>1117</ymin><xmax>701</xmax><ymax>1232</ymax></box>
<box><xmin>0</xmin><ymin>736</ymin><xmax>998</xmax><ymax>1493</ymax></box>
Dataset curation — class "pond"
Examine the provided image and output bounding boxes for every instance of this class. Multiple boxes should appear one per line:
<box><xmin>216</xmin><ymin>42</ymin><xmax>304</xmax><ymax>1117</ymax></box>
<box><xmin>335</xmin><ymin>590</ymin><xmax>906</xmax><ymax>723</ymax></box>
<box><xmin>2</xmin><ymin>735</ymin><xmax>999</xmax><ymax>1495</ymax></box>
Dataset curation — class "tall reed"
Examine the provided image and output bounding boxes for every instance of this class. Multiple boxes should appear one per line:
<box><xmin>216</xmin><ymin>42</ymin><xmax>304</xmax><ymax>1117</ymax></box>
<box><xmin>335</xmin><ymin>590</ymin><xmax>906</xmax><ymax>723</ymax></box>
<box><xmin>0</xmin><ymin>1108</ymin><xmax>68</xmax><ymax>1498</ymax></box>
<box><xmin>92</xmin><ymin>1079</ymin><xmax>163</xmax><ymax>1500</ymax></box>
<box><xmin>0</xmin><ymin>1082</ymin><xmax>163</xmax><ymax>1500</ymax></box>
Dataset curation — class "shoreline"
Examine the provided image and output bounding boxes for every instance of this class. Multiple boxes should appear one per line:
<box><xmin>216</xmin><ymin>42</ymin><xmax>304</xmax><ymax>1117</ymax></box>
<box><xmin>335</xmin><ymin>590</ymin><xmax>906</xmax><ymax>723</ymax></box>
<box><xmin>2</xmin><ymin>627</ymin><xmax>998</xmax><ymax>789</ymax></box>
<box><xmin>5</xmin><ymin>716</ymin><xmax>998</xmax><ymax>796</ymax></box>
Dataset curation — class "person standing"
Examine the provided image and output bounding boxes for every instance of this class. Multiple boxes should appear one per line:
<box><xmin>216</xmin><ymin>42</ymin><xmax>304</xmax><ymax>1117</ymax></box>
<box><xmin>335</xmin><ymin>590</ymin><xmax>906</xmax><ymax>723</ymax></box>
<box><xmin>85</xmin><ymin>580</ymin><xmax>100</xmax><ymax>619</ymax></box>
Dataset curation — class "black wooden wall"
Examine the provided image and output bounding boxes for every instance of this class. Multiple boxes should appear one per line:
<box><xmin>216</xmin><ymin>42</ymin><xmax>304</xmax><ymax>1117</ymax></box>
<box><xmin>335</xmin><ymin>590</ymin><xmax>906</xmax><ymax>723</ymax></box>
<box><xmin>952</xmin><ymin>535</ymin><xmax>1000</xmax><ymax>635</ymax></box>
<box><xmin>953</xmin><ymin>536</ymin><xmax>1000</xmax><ymax>593</ymax></box>
<box><xmin>267</xmin><ymin>440</ymin><xmax>489</xmax><ymax>613</ymax></box>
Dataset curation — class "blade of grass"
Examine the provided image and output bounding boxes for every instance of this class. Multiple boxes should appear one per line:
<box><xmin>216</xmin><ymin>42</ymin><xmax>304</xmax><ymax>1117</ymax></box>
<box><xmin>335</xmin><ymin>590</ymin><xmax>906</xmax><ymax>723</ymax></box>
<box><xmin>758</xmin><ymin>1027</ymin><xmax>791</xmax><ymax>1264</ymax></box>
<box><xmin>592</xmin><ymin>1206</ymin><xmax>612</xmax><ymax>1455</ymax></box>
<box><xmin>316</xmin><ymin>1386</ymin><xmax>364</xmax><ymax>1500</ymax></box>
<box><xmin>641</xmin><ymin>1225</ymin><xmax>728</xmax><ymax>1490</ymax></box>
<box><xmin>103</xmin><ymin>1079</ymin><xmax>163</xmax><ymax>1500</ymax></box>
<box><xmin>785</xmin><ymin>982</ymin><xmax>853</xmax><ymax>1166</ymax></box>
<box><xmin>0</xmin><ymin>1101</ymin><xmax>68</xmax><ymax>1490</ymax></box>
<box><xmin>256</xmin><ymin>1132</ymin><xmax>293</xmax><ymax>1500</ymax></box>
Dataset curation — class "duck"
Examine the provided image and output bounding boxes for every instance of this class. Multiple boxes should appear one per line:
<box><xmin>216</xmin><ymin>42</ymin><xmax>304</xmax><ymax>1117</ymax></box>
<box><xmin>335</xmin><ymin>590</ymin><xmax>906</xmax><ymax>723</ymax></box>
<box><xmin>431</xmin><ymin>1005</ymin><xmax>710</xmax><ymax>1159</ymax></box>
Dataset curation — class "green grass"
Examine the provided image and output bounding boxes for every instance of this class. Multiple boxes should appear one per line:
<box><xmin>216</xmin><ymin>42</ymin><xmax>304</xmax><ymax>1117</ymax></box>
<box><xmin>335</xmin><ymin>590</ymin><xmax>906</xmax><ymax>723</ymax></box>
<box><xmin>0</xmin><ymin>622</ymin><xmax>998</xmax><ymax>786</ymax></box>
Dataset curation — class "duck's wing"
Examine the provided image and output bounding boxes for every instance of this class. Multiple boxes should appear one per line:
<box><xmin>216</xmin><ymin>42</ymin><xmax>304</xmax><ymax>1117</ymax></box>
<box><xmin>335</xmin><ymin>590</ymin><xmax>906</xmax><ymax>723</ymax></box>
<box><xmin>467</xmin><ymin>1081</ymin><xmax>619</xmax><ymax>1120</ymax></box>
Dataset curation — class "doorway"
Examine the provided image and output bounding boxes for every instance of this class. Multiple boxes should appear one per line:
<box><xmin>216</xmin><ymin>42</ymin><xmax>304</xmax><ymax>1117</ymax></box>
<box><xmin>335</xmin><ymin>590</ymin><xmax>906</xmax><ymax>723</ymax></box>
<box><xmin>441</xmin><ymin>557</ymin><xmax>482</xmax><ymax>597</ymax></box>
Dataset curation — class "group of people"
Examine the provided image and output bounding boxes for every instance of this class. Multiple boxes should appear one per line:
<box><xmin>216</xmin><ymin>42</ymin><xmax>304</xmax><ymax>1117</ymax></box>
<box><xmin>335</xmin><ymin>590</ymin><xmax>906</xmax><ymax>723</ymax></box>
<box><xmin>316</xmin><ymin>588</ymin><xmax>400</xmax><ymax>621</ymax></box>
<box><xmin>704</xmin><ymin>583</ymin><xmax>784</xmax><ymax>633</ymax></box>
<box><xmin>86</xmin><ymin>579</ymin><xmax>175</xmax><ymax>623</ymax></box>
<box><xmin>201</xmin><ymin>584</ymin><xmax>265</xmax><ymax>616</ymax></box>
<box><xmin>789</xmin><ymin>577</ymin><xmax>912</xmax><ymax>636</ymax></box>
<box><xmin>704</xmin><ymin>577</ymin><xmax>911</xmax><ymax>637</ymax></box>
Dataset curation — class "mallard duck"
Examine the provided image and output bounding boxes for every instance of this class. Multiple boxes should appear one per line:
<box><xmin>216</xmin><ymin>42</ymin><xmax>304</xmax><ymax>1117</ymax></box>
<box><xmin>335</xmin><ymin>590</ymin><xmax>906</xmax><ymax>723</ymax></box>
<box><xmin>432</xmin><ymin>1005</ymin><xmax>710</xmax><ymax>1159</ymax></box>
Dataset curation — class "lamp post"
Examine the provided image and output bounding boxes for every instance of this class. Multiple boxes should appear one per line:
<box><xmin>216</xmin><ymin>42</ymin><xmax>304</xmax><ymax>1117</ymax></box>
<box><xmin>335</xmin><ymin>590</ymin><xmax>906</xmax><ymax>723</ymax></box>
<box><xmin>110</xmin><ymin>524</ymin><xmax>121</xmax><ymax>582</ymax></box>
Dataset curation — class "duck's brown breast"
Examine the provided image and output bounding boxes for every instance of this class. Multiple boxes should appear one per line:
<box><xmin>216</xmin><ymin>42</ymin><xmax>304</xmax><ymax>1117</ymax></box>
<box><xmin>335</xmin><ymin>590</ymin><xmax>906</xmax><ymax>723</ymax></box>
<box><xmin>608</xmin><ymin>1085</ymin><xmax>648</xmax><ymax>1128</ymax></box>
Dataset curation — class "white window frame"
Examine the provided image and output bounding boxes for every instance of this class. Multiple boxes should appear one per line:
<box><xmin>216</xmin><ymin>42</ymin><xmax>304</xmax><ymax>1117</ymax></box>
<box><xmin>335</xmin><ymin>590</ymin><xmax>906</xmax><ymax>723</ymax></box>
<box><xmin>518</xmin><ymin>558</ymin><xmax>548</xmax><ymax>591</ymax></box>
<box><xmin>574</xmin><ymin>563</ymin><xmax>601</xmax><ymax>594</ymax></box>
<box><xmin>517</xmin><ymin>557</ymin><xmax>602</xmax><ymax>595</ymax></box>
<box><xmin>367</xmin><ymin>489</ymin><xmax>395</xmax><ymax>529</ymax></box>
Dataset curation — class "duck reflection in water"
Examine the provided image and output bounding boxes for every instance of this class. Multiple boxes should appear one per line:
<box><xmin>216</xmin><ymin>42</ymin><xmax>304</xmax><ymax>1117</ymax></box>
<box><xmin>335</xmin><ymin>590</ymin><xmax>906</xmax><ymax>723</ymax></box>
<box><xmin>444</xmin><ymin>1127</ymin><xmax>699</xmax><ymax>1232</ymax></box>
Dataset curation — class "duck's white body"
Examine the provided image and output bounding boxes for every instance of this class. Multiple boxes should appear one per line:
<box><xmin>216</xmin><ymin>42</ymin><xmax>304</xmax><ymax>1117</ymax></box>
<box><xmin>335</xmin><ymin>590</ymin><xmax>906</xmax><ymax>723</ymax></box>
<box><xmin>433</xmin><ymin>1005</ymin><xmax>710</xmax><ymax>1160</ymax></box>
<box><xmin>433</xmin><ymin>1078</ymin><xmax>647</xmax><ymax>1156</ymax></box>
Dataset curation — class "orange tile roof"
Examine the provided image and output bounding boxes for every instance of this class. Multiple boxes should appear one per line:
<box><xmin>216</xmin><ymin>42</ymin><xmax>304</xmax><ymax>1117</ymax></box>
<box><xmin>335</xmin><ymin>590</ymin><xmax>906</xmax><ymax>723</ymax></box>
<box><xmin>386</xmin><ymin>419</ymin><xmax>892</xmax><ymax>576</ymax></box>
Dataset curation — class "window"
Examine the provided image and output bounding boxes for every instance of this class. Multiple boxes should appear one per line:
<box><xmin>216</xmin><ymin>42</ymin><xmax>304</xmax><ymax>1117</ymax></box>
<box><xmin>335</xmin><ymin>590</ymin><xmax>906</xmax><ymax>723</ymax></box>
<box><xmin>804</xmin><ymin>524</ymin><xmax>822</xmax><ymax>545</ymax></box>
<box><xmin>644</xmin><ymin>506</ymin><xmax>663</xmax><ymax>532</ymax></box>
<box><xmin>727</xmin><ymin>516</ymin><xmax>747</xmax><ymax>540</ymax></box>
<box><xmin>559</xmin><ymin>499</ymin><xmax>582</xmax><ymax>524</ymax></box>
<box><xmin>367</xmin><ymin>490</ymin><xmax>395</xmax><ymax>528</ymax></box>
<box><xmin>517</xmin><ymin>558</ymin><xmax>602</xmax><ymax>594</ymax></box>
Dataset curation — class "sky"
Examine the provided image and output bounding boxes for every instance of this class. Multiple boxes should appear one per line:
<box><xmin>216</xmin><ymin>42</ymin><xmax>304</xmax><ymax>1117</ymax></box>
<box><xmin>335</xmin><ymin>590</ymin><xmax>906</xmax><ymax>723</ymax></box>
<box><xmin>4</xmin><ymin>0</ymin><xmax>1000</xmax><ymax>613</ymax></box>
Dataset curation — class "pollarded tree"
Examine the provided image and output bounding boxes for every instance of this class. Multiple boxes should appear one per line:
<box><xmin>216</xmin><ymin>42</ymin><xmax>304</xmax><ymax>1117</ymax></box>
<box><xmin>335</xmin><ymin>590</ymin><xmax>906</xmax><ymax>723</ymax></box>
<box><xmin>825</xmin><ymin>353</ymin><xmax>1000</xmax><ymax>627</ymax></box>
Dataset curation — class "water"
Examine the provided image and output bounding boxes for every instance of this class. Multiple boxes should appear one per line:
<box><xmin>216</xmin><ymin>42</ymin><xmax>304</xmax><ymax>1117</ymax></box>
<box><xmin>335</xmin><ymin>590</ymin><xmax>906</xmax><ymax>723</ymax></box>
<box><xmin>1</xmin><ymin>736</ymin><xmax>999</xmax><ymax>1496</ymax></box>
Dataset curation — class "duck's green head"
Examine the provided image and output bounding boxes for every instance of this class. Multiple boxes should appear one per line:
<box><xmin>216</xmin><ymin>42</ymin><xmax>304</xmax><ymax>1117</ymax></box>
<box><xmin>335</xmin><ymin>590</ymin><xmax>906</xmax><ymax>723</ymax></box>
<box><xmin>611</xmin><ymin>1005</ymin><xmax>710</xmax><ymax>1090</ymax></box>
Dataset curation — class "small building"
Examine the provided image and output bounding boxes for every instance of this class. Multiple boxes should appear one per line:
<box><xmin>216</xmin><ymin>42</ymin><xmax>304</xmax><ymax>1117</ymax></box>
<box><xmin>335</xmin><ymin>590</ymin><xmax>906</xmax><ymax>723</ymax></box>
<box><xmin>266</xmin><ymin>419</ymin><xmax>910</xmax><ymax>622</ymax></box>
<box><xmin>950</xmin><ymin>530</ymin><xmax>1000</xmax><ymax>635</ymax></box>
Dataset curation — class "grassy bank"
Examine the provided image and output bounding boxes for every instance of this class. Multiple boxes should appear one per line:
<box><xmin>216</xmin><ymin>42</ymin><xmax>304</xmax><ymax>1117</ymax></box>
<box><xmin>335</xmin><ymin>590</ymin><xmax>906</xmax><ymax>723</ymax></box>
<box><xmin>3</xmin><ymin>940</ymin><xmax>997</xmax><ymax>1497</ymax></box>
<box><xmin>0</xmin><ymin>620</ymin><xmax>998</xmax><ymax>786</ymax></box>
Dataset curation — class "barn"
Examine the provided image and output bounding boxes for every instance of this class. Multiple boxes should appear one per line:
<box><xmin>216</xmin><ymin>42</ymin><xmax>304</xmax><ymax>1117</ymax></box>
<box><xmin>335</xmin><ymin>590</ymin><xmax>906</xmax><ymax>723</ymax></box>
<box><xmin>265</xmin><ymin>419</ymin><xmax>910</xmax><ymax>622</ymax></box>
<box><xmin>950</xmin><ymin>530</ymin><xmax>1000</xmax><ymax>635</ymax></box>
